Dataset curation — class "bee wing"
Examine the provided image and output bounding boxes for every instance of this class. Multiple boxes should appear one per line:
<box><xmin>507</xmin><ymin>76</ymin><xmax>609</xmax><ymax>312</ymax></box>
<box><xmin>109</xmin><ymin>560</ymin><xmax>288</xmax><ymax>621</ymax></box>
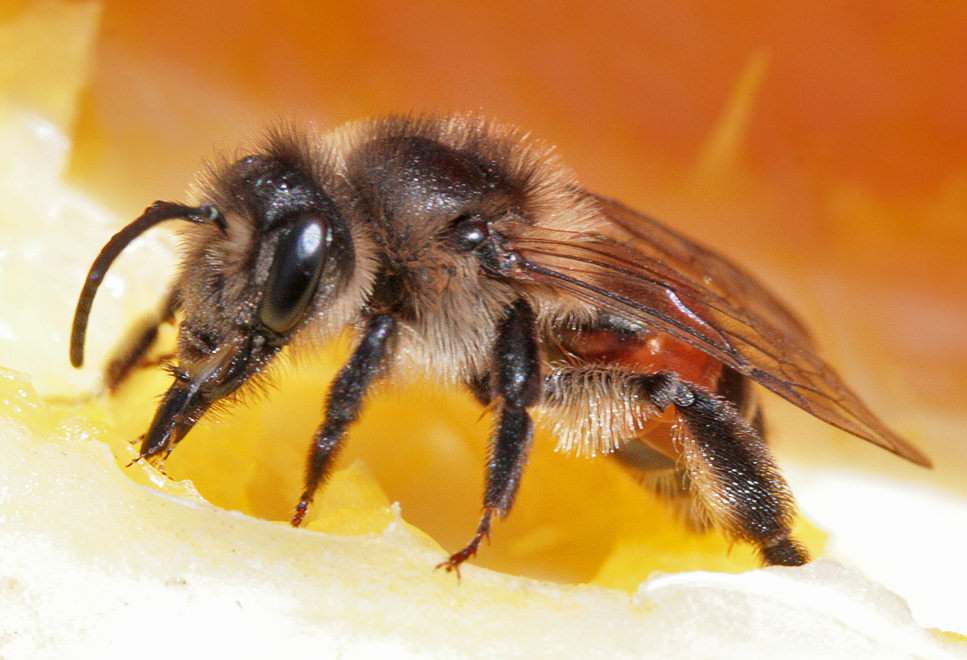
<box><xmin>510</xmin><ymin>192</ymin><xmax>930</xmax><ymax>466</ymax></box>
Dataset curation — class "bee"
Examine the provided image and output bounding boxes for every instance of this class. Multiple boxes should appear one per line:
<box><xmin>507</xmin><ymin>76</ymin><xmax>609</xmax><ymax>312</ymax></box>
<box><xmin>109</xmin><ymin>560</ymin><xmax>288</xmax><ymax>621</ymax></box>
<box><xmin>70</xmin><ymin>114</ymin><xmax>930</xmax><ymax>571</ymax></box>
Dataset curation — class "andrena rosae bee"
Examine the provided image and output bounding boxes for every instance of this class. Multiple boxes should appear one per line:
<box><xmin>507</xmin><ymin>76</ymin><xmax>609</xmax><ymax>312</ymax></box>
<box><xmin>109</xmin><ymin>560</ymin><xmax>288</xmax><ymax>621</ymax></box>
<box><xmin>70</xmin><ymin>114</ymin><xmax>930</xmax><ymax>571</ymax></box>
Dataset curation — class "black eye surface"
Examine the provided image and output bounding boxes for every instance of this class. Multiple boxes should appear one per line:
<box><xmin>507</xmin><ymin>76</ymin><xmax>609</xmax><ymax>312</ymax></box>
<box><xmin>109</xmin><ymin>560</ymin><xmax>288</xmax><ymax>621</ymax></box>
<box><xmin>259</xmin><ymin>215</ymin><xmax>329</xmax><ymax>335</ymax></box>
<box><xmin>450</xmin><ymin>214</ymin><xmax>489</xmax><ymax>251</ymax></box>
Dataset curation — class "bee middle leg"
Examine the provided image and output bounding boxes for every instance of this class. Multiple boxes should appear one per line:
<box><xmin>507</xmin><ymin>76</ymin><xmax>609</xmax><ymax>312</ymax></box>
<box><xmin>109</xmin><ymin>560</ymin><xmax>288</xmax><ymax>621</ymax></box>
<box><xmin>439</xmin><ymin>299</ymin><xmax>542</xmax><ymax>574</ymax></box>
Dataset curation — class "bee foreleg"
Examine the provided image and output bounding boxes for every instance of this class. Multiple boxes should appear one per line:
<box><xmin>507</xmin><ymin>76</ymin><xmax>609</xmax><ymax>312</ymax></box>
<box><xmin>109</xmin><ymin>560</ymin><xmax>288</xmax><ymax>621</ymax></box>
<box><xmin>291</xmin><ymin>314</ymin><xmax>397</xmax><ymax>527</ymax></box>
<box><xmin>439</xmin><ymin>300</ymin><xmax>541</xmax><ymax>574</ymax></box>
<box><xmin>103</xmin><ymin>288</ymin><xmax>180</xmax><ymax>392</ymax></box>
<box><xmin>667</xmin><ymin>381</ymin><xmax>809</xmax><ymax>566</ymax></box>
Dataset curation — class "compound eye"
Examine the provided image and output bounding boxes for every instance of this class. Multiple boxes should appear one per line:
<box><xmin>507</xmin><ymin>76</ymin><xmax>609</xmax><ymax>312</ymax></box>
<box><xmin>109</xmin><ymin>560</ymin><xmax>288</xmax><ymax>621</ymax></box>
<box><xmin>259</xmin><ymin>215</ymin><xmax>329</xmax><ymax>335</ymax></box>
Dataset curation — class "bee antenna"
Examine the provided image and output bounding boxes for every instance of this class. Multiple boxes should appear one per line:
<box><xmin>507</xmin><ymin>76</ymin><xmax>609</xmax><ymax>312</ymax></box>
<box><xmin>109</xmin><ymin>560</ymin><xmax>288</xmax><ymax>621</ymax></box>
<box><xmin>69</xmin><ymin>201</ymin><xmax>226</xmax><ymax>369</ymax></box>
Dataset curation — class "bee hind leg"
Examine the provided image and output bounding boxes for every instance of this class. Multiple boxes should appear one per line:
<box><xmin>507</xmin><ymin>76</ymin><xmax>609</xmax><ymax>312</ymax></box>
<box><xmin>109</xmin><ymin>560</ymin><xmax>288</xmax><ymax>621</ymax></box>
<box><xmin>636</xmin><ymin>373</ymin><xmax>809</xmax><ymax>566</ymax></box>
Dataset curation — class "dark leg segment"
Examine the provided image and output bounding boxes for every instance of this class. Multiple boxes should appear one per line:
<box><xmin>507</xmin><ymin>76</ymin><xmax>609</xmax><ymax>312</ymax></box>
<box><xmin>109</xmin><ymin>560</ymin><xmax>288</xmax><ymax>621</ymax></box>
<box><xmin>290</xmin><ymin>314</ymin><xmax>397</xmax><ymax>526</ymax></box>
<box><xmin>439</xmin><ymin>300</ymin><xmax>541</xmax><ymax>573</ymax></box>
<box><xmin>104</xmin><ymin>289</ymin><xmax>180</xmax><ymax>392</ymax></box>
<box><xmin>615</xmin><ymin>367</ymin><xmax>765</xmax><ymax>535</ymax></box>
<box><xmin>661</xmin><ymin>377</ymin><xmax>808</xmax><ymax>566</ymax></box>
<box><xmin>540</xmin><ymin>368</ymin><xmax>806</xmax><ymax>566</ymax></box>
